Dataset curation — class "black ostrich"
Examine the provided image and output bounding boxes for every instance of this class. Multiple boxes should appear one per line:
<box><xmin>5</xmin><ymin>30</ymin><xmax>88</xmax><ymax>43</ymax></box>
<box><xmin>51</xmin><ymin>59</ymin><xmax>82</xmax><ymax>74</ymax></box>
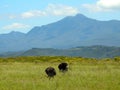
<box><xmin>45</xmin><ymin>67</ymin><xmax>56</xmax><ymax>79</ymax></box>
<box><xmin>58</xmin><ymin>62</ymin><xmax>68</xmax><ymax>72</ymax></box>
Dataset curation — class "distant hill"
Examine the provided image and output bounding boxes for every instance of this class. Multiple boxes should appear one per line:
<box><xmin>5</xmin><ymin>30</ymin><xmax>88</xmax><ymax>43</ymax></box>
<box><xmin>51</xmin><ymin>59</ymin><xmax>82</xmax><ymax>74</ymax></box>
<box><xmin>0</xmin><ymin>14</ymin><xmax>120</xmax><ymax>52</ymax></box>
<box><xmin>1</xmin><ymin>45</ymin><xmax>120</xmax><ymax>58</ymax></box>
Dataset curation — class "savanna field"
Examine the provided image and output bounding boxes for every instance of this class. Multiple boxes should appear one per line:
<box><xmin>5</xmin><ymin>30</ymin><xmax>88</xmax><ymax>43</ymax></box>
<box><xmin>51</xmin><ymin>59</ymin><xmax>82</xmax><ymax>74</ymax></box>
<box><xmin>0</xmin><ymin>56</ymin><xmax>120</xmax><ymax>90</ymax></box>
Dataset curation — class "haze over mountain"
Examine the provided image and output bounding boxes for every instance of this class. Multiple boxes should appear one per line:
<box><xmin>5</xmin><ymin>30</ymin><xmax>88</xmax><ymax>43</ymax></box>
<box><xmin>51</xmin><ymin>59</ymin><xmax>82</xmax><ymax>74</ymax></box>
<box><xmin>0</xmin><ymin>14</ymin><xmax>120</xmax><ymax>53</ymax></box>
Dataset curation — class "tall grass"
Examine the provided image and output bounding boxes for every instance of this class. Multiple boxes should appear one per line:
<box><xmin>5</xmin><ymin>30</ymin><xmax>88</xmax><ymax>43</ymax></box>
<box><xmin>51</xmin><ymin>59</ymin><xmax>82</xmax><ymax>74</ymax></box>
<box><xmin>0</xmin><ymin>56</ymin><xmax>120</xmax><ymax>90</ymax></box>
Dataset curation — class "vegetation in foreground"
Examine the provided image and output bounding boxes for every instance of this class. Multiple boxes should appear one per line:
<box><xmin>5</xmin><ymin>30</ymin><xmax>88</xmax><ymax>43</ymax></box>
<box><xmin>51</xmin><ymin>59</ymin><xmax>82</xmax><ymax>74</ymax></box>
<box><xmin>0</xmin><ymin>56</ymin><xmax>120</xmax><ymax>90</ymax></box>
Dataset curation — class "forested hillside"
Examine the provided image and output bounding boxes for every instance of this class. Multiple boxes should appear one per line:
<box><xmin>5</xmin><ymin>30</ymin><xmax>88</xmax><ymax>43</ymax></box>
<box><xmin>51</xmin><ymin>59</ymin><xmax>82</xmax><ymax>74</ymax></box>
<box><xmin>1</xmin><ymin>45</ymin><xmax>120</xmax><ymax>58</ymax></box>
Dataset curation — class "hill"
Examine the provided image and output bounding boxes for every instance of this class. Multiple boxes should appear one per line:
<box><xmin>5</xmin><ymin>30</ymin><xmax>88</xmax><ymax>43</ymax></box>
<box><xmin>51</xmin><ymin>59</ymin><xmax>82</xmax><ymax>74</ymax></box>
<box><xmin>1</xmin><ymin>45</ymin><xmax>120</xmax><ymax>58</ymax></box>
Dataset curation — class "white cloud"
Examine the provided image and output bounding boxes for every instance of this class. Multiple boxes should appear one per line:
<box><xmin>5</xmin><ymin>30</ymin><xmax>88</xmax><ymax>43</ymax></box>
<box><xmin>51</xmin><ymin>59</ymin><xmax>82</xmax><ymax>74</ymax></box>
<box><xmin>83</xmin><ymin>4</ymin><xmax>104</xmax><ymax>12</ymax></box>
<box><xmin>83</xmin><ymin>0</ymin><xmax>120</xmax><ymax>12</ymax></box>
<box><xmin>97</xmin><ymin>0</ymin><xmax>120</xmax><ymax>9</ymax></box>
<box><xmin>2</xmin><ymin>23</ymin><xmax>30</xmax><ymax>30</ymax></box>
<box><xmin>20</xmin><ymin>4</ymin><xmax>79</xmax><ymax>19</ymax></box>
<box><xmin>4</xmin><ymin>4</ymin><xmax>79</xmax><ymax>19</ymax></box>
<box><xmin>46</xmin><ymin>4</ymin><xmax>79</xmax><ymax>16</ymax></box>
<box><xmin>21</xmin><ymin>10</ymin><xmax>46</xmax><ymax>18</ymax></box>
<box><xmin>8</xmin><ymin>15</ymin><xmax>17</xmax><ymax>19</ymax></box>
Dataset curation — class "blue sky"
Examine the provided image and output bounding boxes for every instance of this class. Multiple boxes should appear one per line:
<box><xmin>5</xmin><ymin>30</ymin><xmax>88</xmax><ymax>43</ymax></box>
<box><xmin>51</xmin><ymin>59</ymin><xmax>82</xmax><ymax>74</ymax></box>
<box><xmin>0</xmin><ymin>0</ymin><xmax>120</xmax><ymax>34</ymax></box>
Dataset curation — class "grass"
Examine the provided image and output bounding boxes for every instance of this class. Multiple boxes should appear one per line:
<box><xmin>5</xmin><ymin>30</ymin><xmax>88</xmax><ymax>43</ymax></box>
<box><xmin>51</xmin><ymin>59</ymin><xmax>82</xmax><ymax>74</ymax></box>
<box><xmin>0</xmin><ymin>56</ymin><xmax>120</xmax><ymax>90</ymax></box>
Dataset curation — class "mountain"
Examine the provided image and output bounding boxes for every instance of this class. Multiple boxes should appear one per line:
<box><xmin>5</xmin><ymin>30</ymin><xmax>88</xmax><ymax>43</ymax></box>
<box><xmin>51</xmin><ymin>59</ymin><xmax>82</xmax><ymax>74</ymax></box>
<box><xmin>0</xmin><ymin>31</ymin><xmax>26</xmax><ymax>52</ymax></box>
<box><xmin>0</xmin><ymin>14</ymin><xmax>120</xmax><ymax>52</ymax></box>
<box><xmin>1</xmin><ymin>45</ymin><xmax>120</xmax><ymax>58</ymax></box>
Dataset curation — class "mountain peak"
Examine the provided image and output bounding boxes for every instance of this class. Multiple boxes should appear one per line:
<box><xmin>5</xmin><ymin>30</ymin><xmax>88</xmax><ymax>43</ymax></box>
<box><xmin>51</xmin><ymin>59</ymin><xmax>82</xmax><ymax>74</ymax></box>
<box><xmin>9</xmin><ymin>31</ymin><xmax>24</xmax><ymax>34</ymax></box>
<box><xmin>75</xmin><ymin>13</ymin><xmax>87</xmax><ymax>18</ymax></box>
<box><xmin>60</xmin><ymin>13</ymin><xmax>90</xmax><ymax>22</ymax></box>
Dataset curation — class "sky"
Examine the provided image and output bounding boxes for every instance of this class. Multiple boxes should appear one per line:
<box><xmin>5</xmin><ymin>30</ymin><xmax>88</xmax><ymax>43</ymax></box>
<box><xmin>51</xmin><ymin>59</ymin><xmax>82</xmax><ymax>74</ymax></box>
<box><xmin>0</xmin><ymin>0</ymin><xmax>120</xmax><ymax>34</ymax></box>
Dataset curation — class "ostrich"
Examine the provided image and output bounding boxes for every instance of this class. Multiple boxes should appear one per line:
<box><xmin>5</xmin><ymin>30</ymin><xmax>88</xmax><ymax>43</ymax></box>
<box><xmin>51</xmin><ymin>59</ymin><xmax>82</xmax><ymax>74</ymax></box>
<box><xmin>58</xmin><ymin>62</ymin><xmax>68</xmax><ymax>72</ymax></box>
<box><xmin>45</xmin><ymin>67</ymin><xmax>56</xmax><ymax>79</ymax></box>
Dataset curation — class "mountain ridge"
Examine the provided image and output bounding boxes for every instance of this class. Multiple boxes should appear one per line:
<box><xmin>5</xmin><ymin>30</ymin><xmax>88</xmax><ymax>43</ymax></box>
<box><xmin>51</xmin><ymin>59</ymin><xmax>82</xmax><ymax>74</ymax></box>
<box><xmin>1</xmin><ymin>45</ymin><xmax>120</xmax><ymax>58</ymax></box>
<box><xmin>0</xmin><ymin>13</ymin><xmax>120</xmax><ymax>52</ymax></box>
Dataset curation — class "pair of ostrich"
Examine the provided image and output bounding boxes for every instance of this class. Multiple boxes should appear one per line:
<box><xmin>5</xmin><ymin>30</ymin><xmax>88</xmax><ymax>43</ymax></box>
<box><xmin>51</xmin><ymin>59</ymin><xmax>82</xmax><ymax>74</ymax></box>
<box><xmin>45</xmin><ymin>62</ymin><xmax>68</xmax><ymax>79</ymax></box>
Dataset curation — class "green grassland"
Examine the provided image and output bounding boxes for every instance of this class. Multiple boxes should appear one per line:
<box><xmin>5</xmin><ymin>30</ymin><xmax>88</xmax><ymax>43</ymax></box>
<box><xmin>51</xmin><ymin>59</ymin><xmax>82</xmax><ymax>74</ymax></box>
<box><xmin>0</xmin><ymin>56</ymin><xmax>120</xmax><ymax>90</ymax></box>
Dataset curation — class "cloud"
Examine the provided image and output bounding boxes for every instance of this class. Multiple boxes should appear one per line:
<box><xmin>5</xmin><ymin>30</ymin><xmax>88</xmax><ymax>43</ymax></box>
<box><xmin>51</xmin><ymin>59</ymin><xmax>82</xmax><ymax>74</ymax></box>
<box><xmin>97</xmin><ymin>0</ymin><xmax>120</xmax><ymax>9</ymax></box>
<box><xmin>21</xmin><ymin>10</ymin><xmax>46</xmax><ymax>18</ymax></box>
<box><xmin>83</xmin><ymin>0</ymin><xmax>120</xmax><ymax>12</ymax></box>
<box><xmin>8</xmin><ymin>15</ymin><xmax>17</xmax><ymax>19</ymax></box>
<box><xmin>19</xmin><ymin>4</ymin><xmax>79</xmax><ymax>19</ymax></box>
<box><xmin>2</xmin><ymin>23</ymin><xmax>30</xmax><ymax>30</ymax></box>
<box><xmin>3</xmin><ymin>4</ymin><xmax>79</xmax><ymax>19</ymax></box>
<box><xmin>46</xmin><ymin>4</ymin><xmax>79</xmax><ymax>16</ymax></box>
<box><xmin>83</xmin><ymin>4</ymin><xmax>104</xmax><ymax>12</ymax></box>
